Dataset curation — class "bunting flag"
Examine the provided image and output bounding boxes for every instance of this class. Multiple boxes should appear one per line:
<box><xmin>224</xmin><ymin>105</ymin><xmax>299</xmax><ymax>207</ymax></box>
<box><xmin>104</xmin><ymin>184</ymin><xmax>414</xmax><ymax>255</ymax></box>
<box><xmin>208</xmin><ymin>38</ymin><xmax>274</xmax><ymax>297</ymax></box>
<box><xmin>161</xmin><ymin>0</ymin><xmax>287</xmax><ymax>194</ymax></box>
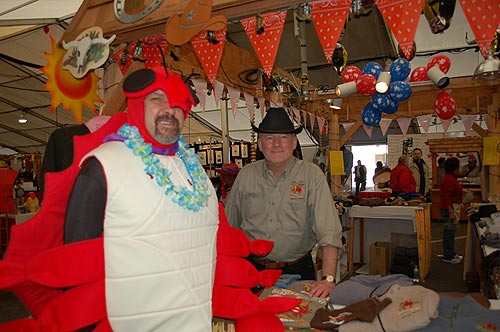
<box><xmin>213</xmin><ymin>80</ymin><xmax>225</xmax><ymax>107</ymax></box>
<box><xmin>317</xmin><ymin>116</ymin><xmax>326</xmax><ymax>133</ymax></box>
<box><xmin>112</xmin><ymin>34</ymin><xmax>168</xmax><ymax>75</ymax></box>
<box><xmin>362</xmin><ymin>124</ymin><xmax>373</xmax><ymax>138</ymax></box>
<box><xmin>459</xmin><ymin>0</ymin><xmax>500</xmax><ymax>58</ymax></box>
<box><xmin>257</xmin><ymin>96</ymin><xmax>266</xmax><ymax>118</ymax></box>
<box><xmin>291</xmin><ymin>107</ymin><xmax>302</xmax><ymax>124</ymax></box>
<box><xmin>379</xmin><ymin>118</ymin><xmax>392</xmax><ymax>136</ymax></box>
<box><xmin>341</xmin><ymin>122</ymin><xmax>355</xmax><ymax>133</ymax></box>
<box><xmin>441</xmin><ymin>118</ymin><xmax>452</xmax><ymax>132</ymax></box>
<box><xmin>374</xmin><ymin>0</ymin><xmax>423</xmax><ymax>60</ymax></box>
<box><xmin>192</xmin><ymin>79</ymin><xmax>207</xmax><ymax>113</ymax></box>
<box><xmin>309</xmin><ymin>112</ymin><xmax>317</xmax><ymax>131</ymax></box>
<box><xmin>300</xmin><ymin>109</ymin><xmax>308</xmax><ymax>129</ymax></box>
<box><xmin>226</xmin><ymin>85</ymin><xmax>241</xmax><ymax>118</ymax></box>
<box><xmin>311</xmin><ymin>0</ymin><xmax>352</xmax><ymax>63</ymax></box>
<box><xmin>417</xmin><ymin>114</ymin><xmax>433</xmax><ymax>133</ymax></box>
<box><xmin>244</xmin><ymin>93</ymin><xmax>256</xmax><ymax>120</ymax></box>
<box><xmin>191</xmin><ymin>29</ymin><xmax>227</xmax><ymax>85</ymax></box>
<box><xmin>240</xmin><ymin>11</ymin><xmax>287</xmax><ymax>77</ymax></box>
<box><xmin>460</xmin><ymin>114</ymin><xmax>476</xmax><ymax>135</ymax></box>
<box><xmin>396</xmin><ymin>117</ymin><xmax>412</xmax><ymax>134</ymax></box>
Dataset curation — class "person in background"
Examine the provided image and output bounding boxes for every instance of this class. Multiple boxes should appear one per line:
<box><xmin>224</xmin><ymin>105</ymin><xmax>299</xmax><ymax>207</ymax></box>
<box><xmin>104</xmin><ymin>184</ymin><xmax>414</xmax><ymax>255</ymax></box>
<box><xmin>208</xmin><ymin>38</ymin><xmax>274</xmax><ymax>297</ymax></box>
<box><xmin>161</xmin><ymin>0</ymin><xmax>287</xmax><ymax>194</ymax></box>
<box><xmin>409</xmin><ymin>148</ymin><xmax>431</xmax><ymax>196</ymax></box>
<box><xmin>225</xmin><ymin>107</ymin><xmax>343</xmax><ymax>299</ymax></box>
<box><xmin>435</xmin><ymin>157</ymin><xmax>446</xmax><ymax>187</ymax></box>
<box><xmin>374</xmin><ymin>161</ymin><xmax>384</xmax><ymax>175</ymax></box>
<box><xmin>390</xmin><ymin>155</ymin><xmax>416</xmax><ymax>196</ymax></box>
<box><xmin>438</xmin><ymin>157</ymin><xmax>463</xmax><ymax>264</ymax></box>
<box><xmin>64</xmin><ymin>67</ymin><xmax>219</xmax><ymax>331</ymax></box>
<box><xmin>353</xmin><ymin>160</ymin><xmax>367</xmax><ymax>195</ymax></box>
<box><xmin>459</xmin><ymin>155</ymin><xmax>480</xmax><ymax>178</ymax></box>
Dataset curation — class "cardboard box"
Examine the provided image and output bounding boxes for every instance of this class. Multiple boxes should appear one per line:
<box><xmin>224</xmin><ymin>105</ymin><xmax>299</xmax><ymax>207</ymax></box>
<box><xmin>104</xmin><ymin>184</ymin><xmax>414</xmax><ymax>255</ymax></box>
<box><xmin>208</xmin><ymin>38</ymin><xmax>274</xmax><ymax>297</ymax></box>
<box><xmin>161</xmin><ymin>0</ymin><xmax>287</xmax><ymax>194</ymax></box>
<box><xmin>369</xmin><ymin>241</ymin><xmax>391</xmax><ymax>275</ymax></box>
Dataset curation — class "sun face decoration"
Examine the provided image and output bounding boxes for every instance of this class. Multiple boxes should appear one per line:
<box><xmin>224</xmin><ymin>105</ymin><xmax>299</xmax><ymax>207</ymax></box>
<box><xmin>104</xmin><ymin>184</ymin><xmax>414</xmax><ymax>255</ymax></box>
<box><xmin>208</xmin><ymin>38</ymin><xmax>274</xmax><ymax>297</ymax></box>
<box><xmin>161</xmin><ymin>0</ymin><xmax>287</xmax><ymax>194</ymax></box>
<box><xmin>41</xmin><ymin>35</ymin><xmax>102</xmax><ymax>123</ymax></box>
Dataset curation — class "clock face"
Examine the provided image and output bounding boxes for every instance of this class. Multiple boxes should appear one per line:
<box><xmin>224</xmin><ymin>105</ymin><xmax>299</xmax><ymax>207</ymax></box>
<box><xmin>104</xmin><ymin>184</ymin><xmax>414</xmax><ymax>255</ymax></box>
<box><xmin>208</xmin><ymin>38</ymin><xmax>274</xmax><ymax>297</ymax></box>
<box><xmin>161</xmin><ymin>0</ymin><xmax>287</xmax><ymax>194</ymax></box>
<box><xmin>114</xmin><ymin>0</ymin><xmax>164</xmax><ymax>24</ymax></box>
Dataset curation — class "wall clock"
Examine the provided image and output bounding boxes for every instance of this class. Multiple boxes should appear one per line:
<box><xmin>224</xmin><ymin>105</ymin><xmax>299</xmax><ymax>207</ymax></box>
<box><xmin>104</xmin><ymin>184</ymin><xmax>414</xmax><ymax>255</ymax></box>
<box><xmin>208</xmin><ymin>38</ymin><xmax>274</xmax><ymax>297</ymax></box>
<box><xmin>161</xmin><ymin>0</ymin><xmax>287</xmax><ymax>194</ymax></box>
<box><xmin>114</xmin><ymin>0</ymin><xmax>164</xmax><ymax>24</ymax></box>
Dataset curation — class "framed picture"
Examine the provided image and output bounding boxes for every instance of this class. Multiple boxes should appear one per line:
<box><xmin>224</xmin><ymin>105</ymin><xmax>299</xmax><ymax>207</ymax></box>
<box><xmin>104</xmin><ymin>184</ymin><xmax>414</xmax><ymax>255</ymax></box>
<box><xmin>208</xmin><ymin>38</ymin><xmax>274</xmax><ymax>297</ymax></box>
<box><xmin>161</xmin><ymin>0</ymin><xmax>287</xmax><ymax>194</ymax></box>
<box><xmin>215</xmin><ymin>150</ymin><xmax>223</xmax><ymax>164</ymax></box>
<box><xmin>235</xmin><ymin>158</ymin><xmax>243</xmax><ymax>169</ymax></box>
<box><xmin>207</xmin><ymin>149</ymin><xmax>215</xmax><ymax>164</ymax></box>
<box><xmin>231</xmin><ymin>144</ymin><xmax>240</xmax><ymax>157</ymax></box>
<box><xmin>197</xmin><ymin>151</ymin><xmax>207</xmax><ymax>166</ymax></box>
<box><xmin>240</xmin><ymin>143</ymin><xmax>248</xmax><ymax>158</ymax></box>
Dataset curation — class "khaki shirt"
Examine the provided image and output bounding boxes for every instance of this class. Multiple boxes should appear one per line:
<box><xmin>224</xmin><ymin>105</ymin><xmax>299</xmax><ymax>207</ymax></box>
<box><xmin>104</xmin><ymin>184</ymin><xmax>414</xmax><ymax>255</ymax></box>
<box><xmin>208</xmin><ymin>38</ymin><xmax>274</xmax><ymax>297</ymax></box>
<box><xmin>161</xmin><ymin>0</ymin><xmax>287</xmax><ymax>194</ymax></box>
<box><xmin>225</xmin><ymin>158</ymin><xmax>343</xmax><ymax>262</ymax></box>
<box><xmin>409</xmin><ymin>160</ymin><xmax>431</xmax><ymax>195</ymax></box>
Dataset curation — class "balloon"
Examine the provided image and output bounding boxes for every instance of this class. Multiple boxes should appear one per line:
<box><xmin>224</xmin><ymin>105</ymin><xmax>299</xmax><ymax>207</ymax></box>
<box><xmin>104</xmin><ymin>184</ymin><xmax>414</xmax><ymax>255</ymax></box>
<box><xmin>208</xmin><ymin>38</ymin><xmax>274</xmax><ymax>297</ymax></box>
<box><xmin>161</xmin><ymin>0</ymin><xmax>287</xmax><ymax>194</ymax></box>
<box><xmin>427</xmin><ymin>55</ymin><xmax>451</xmax><ymax>74</ymax></box>
<box><xmin>434</xmin><ymin>90</ymin><xmax>456</xmax><ymax>120</ymax></box>
<box><xmin>388</xmin><ymin>81</ymin><xmax>412</xmax><ymax>102</ymax></box>
<box><xmin>383</xmin><ymin>98</ymin><xmax>399</xmax><ymax>114</ymax></box>
<box><xmin>409</xmin><ymin>66</ymin><xmax>428</xmax><ymax>82</ymax></box>
<box><xmin>341</xmin><ymin>65</ymin><xmax>362</xmax><ymax>83</ymax></box>
<box><xmin>372</xmin><ymin>92</ymin><xmax>399</xmax><ymax>114</ymax></box>
<box><xmin>362</xmin><ymin>62</ymin><xmax>383</xmax><ymax>78</ymax></box>
<box><xmin>389</xmin><ymin>58</ymin><xmax>411</xmax><ymax>82</ymax></box>
<box><xmin>356</xmin><ymin>74</ymin><xmax>377</xmax><ymax>95</ymax></box>
<box><xmin>361</xmin><ymin>102</ymin><xmax>382</xmax><ymax>126</ymax></box>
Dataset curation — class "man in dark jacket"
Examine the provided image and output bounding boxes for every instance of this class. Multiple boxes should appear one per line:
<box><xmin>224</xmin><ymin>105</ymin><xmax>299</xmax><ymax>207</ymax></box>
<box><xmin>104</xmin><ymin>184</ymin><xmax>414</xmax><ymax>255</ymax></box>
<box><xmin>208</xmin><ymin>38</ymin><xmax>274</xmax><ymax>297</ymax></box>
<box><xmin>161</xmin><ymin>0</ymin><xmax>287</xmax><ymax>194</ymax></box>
<box><xmin>353</xmin><ymin>160</ymin><xmax>367</xmax><ymax>195</ymax></box>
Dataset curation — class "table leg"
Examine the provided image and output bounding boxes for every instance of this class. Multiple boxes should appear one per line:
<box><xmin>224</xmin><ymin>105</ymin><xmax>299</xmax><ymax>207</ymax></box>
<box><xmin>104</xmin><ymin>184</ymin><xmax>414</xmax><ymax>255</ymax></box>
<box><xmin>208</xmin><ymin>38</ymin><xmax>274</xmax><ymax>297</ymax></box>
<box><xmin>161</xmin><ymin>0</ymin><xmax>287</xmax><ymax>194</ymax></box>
<box><xmin>348</xmin><ymin>217</ymin><xmax>355</xmax><ymax>275</ymax></box>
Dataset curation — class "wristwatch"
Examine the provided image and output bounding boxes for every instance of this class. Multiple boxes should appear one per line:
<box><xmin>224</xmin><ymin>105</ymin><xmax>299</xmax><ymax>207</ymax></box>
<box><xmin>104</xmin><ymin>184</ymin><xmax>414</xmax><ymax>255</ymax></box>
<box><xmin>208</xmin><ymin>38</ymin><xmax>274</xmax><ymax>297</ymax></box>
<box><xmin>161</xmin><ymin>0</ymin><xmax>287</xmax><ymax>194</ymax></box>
<box><xmin>322</xmin><ymin>274</ymin><xmax>335</xmax><ymax>283</ymax></box>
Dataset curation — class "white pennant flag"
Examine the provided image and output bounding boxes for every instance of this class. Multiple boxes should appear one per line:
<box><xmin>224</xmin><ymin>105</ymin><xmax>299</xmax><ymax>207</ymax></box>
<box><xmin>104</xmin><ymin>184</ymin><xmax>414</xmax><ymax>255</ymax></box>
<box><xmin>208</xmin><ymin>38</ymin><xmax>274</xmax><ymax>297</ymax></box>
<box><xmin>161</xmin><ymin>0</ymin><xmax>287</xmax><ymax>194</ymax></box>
<box><xmin>417</xmin><ymin>114</ymin><xmax>433</xmax><ymax>134</ymax></box>
<box><xmin>362</xmin><ymin>124</ymin><xmax>373</xmax><ymax>138</ymax></box>
<box><xmin>441</xmin><ymin>118</ymin><xmax>452</xmax><ymax>132</ymax></box>
<box><xmin>460</xmin><ymin>114</ymin><xmax>476</xmax><ymax>136</ymax></box>
<box><xmin>213</xmin><ymin>80</ymin><xmax>224</xmax><ymax>107</ymax></box>
<box><xmin>291</xmin><ymin>107</ymin><xmax>301</xmax><ymax>124</ymax></box>
<box><xmin>257</xmin><ymin>96</ymin><xmax>266</xmax><ymax>119</ymax></box>
<box><xmin>379</xmin><ymin>118</ymin><xmax>392</xmax><ymax>136</ymax></box>
<box><xmin>244</xmin><ymin>93</ymin><xmax>255</xmax><ymax>121</ymax></box>
<box><xmin>192</xmin><ymin>79</ymin><xmax>207</xmax><ymax>113</ymax></box>
<box><xmin>317</xmin><ymin>116</ymin><xmax>326</xmax><ymax>132</ymax></box>
<box><xmin>397</xmin><ymin>117</ymin><xmax>412</xmax><ymax>135</ymax></box>
<box><xmin>342</xmin><ymin>122</ymin><xmax>355</xmax><ymax>133</ymax></box>
<box><xmin>226</xmin><ymin>85</ymin><xmax>241</xmax><ymax>118</ymax></box>
<box><xmin>309</xmin><ymin>112</ymin><xmax>316</xmax><ymax>131</ymax></box>
<box><xmin>300</xmin><ymin>109</ymin><xmax>307</xmax><ymax>130</ymax></box>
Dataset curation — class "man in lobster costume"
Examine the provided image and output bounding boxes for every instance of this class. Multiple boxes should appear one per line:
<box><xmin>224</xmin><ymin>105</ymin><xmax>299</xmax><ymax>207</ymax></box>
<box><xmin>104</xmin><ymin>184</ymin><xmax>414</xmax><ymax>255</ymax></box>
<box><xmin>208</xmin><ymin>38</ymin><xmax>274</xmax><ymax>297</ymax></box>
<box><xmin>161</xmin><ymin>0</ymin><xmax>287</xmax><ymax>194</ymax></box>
<box><xmin>0</xmin><ymin>66</ymin><xmax>299</xmax><ymax>331</ymax></box>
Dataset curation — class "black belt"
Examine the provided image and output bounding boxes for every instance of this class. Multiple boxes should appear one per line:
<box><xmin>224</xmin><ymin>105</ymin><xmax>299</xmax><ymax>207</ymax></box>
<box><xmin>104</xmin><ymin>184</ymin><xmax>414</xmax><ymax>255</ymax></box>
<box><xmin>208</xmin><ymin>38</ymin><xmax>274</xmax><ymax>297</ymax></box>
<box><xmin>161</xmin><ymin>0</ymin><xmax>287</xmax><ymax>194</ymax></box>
<box><xmin>252</xmin><ymin>251</ymin><xmax>311</xmax><ymax>269</ymax></box>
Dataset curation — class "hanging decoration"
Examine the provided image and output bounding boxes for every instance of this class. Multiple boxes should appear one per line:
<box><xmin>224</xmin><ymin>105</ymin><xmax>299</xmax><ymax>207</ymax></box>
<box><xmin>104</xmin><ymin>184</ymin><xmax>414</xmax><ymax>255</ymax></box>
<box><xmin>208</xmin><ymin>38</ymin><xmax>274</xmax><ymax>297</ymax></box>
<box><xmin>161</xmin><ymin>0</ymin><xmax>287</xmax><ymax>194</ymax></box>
<box><xmin>356</xmin><ymin>74</ymin><xmax>377</xmax><ymax>95</ymax></box>
<box><xmin>192</xmin><ymin>79</ymin><xmax>207</xmax><ymax>113</ymax></box>
<box><xmin>427</xmin><ymin>54</ymin><xmax>451</xmax><ymax>73</ymax></box>
<box><xmin>114</xmin><ymin>0</ymin><xmax>164</xmax><ymax>24</ymax></box>
<box><xmin>460</xmin><ymin>114</ymin><xmax>476</xmax><ymax>135</ymax></box>
<box><xmin>388</xmin><ymin>81</ymin><xmax>412</xmax><ymax>102</ymax></box>
<box><xmin>459</xmin><ymin>0</ymin><xmax>500</xmax><ymax>58</ymax></box>
<box><xmin>362</xmin><ymin>124</ymin><xmax>374</xmax><ymax>138</ymax></box>
<box><xmin>417</xmin><ymin>114</ymin><xmax>433</xmax><ymax>133</ymax></box>
<box><xmin>341</xmin><ymin>65</ymin><xmax>362</xmax><ymax>82</ymax></box>
<box><xmin>434</xmin><ymin>90</ymin><xmax>457</xmax><ymax>120</ymax></box>
<box><xmin>389</xmin><ymin>58</ymin><xmax>411</xmax><ymax>82</ymax></box>
<box><xmin>374</xmin><ymin>0</ymin><xmax>424</xmax><ymax>60</ymax></box>
<box><xmin>241</xmin><ymin>11</ymin><xmax>287</xmax><ymax>77</ymax></box>
<box><xmin>397</xmin><ymin>117</ymin><xmax>412</xmax><ymax>134</ymax></box>
<box><xmin>310</xmin><ymin>0</ymin><xmax>352</xmax><ymax>63</ymax></box>
<box><xmin>362</xmin><ymin>61</ymin><xmax>384</xmax><ymax>77</ymax></box>
<box><xmin>361</xmin><ymin>102</ymin><xmax>382</xmax><ymax>126</ymax></box>
<box><xmin>422</xmin><ymin>0</ymin><xmax>456</xmax><ymax>34</ymax></box>
<box><xmin>41</xmin><ymin>35</ymin><xmax>102</xmax><ymax>123</ymax></box>
<box><xmin>112</xmin><ymin>34</ymin><xmax>168</xmax><ymax>75</ymax></box>
<box><xmin>440</xmin><ymin>118</ymin><xmax>453</xmax><ymax>132</ymax></box>
<box><xmin>409</xmin><ymin>66</ymin><xmax>428</xmax><ymax>82</ymax></box>
<box><xmin>379</xmin><ymin>118</ymin><xmax>393</xmax><ymax>136</ymax></box>
<box><xmin>61</xmin><ymin>27</ymin><xmax>116</xmax><ymax>79</ymax></box>
<box><xmin>191</xmin><ymin>29</ymin><xmax>227</xmax><ymax>85</ymax></box>
<box><xmin>244</xmin><ymin>93</ymin><xmax>256</xmax><ymax>121</ymax></box>
<box><xmin>226</xmin><ymin>85</ymin><xmax>241</xmax><ymax>118</ymax></box>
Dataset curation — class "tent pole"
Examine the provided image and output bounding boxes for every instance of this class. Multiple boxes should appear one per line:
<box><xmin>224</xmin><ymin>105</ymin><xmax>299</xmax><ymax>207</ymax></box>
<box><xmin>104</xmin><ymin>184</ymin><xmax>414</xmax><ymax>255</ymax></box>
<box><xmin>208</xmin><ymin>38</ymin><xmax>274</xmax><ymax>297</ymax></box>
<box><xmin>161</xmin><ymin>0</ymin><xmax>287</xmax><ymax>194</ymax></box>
<box><xmin>221</xmin><ymin>90</ymin><xmax>231</xmax><ymax>163</ymax></box>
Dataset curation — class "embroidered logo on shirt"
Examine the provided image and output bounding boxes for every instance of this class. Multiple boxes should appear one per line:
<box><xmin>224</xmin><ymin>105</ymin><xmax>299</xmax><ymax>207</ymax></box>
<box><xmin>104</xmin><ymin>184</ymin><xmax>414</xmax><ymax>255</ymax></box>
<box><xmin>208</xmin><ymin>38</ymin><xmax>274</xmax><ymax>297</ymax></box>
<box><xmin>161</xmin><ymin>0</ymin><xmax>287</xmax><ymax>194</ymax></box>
<box><xmin>398</xmin><ymin>299</ymin><xmax>422</xmax><ymax>318</ymax></box>
<box><xmin>289</xmin><ymin>181</ymin><xmax>305</xmax><ymax>199</ymax></box>
<box><xmin>476</xmin><ymin>322</ymin><xmax>497</xmax><ymax>332</ymax></box>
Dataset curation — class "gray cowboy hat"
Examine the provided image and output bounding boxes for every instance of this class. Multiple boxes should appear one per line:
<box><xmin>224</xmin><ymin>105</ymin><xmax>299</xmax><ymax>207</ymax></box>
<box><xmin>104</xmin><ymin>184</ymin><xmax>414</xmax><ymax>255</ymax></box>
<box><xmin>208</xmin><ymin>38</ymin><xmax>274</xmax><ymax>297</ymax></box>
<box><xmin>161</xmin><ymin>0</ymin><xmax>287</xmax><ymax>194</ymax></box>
<box><xmin>251</xmin><ymin>107</ymin><xmax>303</xmax><ymax>134</ymax></box>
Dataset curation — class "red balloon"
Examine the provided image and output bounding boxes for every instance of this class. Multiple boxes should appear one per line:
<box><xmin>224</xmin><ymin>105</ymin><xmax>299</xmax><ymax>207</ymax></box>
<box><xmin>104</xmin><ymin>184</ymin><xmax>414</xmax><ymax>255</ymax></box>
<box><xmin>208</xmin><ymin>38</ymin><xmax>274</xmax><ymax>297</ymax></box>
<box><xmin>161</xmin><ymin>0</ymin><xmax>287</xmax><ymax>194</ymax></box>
<box><xmin>409</xmin><ymin>66</ymin><xmax>428</xmax><ymax>82</ymax></box>
<box><xmin>427</xmin><ymin>55</ymin><xmax>451</xmax><ymax>74</ymax></box>
<box><xmin>356</xmin><ymin>74</ymin><xmax>376</xmax><ymax>95</ymax></box>
<box><xmin>341</xmin><ymin>65</ymin><xmax>362</xmax><ymax>83</ymax></box>
<box><xmin>434</xmin><ymin>90</ymin><xmax>456</xmax><ymax>120</ymax></box>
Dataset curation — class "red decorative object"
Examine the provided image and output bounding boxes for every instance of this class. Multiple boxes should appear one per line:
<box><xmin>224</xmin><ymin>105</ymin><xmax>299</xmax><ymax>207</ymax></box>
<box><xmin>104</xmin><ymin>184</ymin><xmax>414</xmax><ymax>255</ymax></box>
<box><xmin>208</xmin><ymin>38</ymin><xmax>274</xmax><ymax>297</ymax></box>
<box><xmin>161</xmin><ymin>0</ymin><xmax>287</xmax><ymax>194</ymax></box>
<box><xmin>113</xmin><ymin>34</ymin><xmax>169</xmax><ymax>75</ymax></box>
<box><xmin>311</xmin><ymin>0</ymin><xmax>351</xmax><ymax>63</ymax></box>
<box><xmin>341</xmin><ymin>65</ymin><xmax>362</xmax><ymax>82</ymax></box>
<box><xmin>191</xmin><ymin>29</ymin><xmax>227</xmax><ymax>85</ymax></box>
<box><xmin>409</xmin><ymin>66</ymin><xmax>428</xmax><ymax>82</ymax></box>
<box><xmin>375</xmin><ymin>0</ymin><xmax>423</xmax><ymax>60</ymax></box>
<box><xmin>434</xmin><ymin>90</ymin><xmax>457</xmax><ymax>120</ymax></box>
<box><xmin>427</xmin><ymin>55</ymin><xmax>451</xmax><ymax>73</ymax></box>
<box><xmin>241</xmin><ymin>11</ymin><xmax>287</xmax><ymax>77</ymax></box>
<box><xmin>459</xmin><ymin>0</ymin><xmax>500</xmax><ymax>58</ymax></box>
<box><xmin>356</xmin><ymin>74</ymin><xmax>377</xmax><ymax>95</ymax></box>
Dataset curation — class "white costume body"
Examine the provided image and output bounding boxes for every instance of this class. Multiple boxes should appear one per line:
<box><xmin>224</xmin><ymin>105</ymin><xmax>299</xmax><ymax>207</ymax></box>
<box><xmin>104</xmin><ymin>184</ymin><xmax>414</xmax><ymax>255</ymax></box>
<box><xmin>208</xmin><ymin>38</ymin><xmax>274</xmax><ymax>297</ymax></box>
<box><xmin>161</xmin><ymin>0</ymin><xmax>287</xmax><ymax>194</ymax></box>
<box><xmin>86</xmin><ymin>141</ymin><xmax>219</xmax><ymax>332</ymax></box>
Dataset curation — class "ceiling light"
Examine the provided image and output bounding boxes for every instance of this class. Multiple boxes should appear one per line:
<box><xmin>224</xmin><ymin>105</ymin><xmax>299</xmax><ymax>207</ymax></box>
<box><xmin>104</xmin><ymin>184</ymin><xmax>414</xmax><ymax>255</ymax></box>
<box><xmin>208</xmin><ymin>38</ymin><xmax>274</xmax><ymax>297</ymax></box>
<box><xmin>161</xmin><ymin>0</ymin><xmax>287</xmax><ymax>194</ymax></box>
<box><xmin>427</xmin><ymin>65</ymin><xmax>450</xmax><ymax>88</ymax></box>
<box><xmin>473</xmin><ymin>51</ymin><xmax>500</xmax><ymax>80</ymax></box>
<box><xmin>375</xmin><ymin>71</ymin><xmax>391</xmax><ymax>93</ymax></box>
<box><xmin>18</xmin><ymin>112</ymin><xmax>28</xmax><ymax>124</ymax></box>
<box><xmin>335</xmin><ymin>81</ymin><xmax>357</xmax><ymax>97</ymax></box>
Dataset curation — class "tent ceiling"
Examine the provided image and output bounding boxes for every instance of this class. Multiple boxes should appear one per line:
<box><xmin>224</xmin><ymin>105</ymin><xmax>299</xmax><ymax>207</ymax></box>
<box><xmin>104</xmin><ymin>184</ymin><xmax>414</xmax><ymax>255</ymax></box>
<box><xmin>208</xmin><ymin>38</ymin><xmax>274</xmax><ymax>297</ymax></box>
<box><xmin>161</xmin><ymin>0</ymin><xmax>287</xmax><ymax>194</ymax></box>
<box><xmin>0</xmin><ymin>1</ymin><xmax>498</xmax><ymax>155</ymax></box>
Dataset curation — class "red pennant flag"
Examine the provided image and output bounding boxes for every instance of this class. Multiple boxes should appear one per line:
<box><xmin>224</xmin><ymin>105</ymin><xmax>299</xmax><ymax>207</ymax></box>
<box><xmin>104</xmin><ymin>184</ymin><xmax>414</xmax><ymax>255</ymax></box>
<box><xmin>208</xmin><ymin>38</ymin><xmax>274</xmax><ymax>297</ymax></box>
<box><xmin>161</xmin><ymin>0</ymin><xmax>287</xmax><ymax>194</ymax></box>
<box><xmin>142</xmin><ymin>34</ymin><xmax>169</xmax><ymax>69</ymax></box>
<box><xmin>241</xmin><ymin>11</ymin><xmax>287</xmax><ymax>77</ymax></box>
<box><xmin>459</xmin><ymin>0</ymin><xmax>500</xmax><ymax>59</ymax></box>
<box><xmin>375</xmin><ymin>0</ymin><xmax>423</xmax><ymax>60</ymax></box>
<box><xmin>112</xmin><ymin>42</ymin><xmax>135</xmax><ymax>75</ymax></box>
<box><xmin>191</xmin><ymin>29</ymin><xmax>227</xmax><ymax>85</ymax></box>
<box><xmin>311</xmin><ymin>0</ymin><xmax>352</xmax><ymax>63</ymax></box>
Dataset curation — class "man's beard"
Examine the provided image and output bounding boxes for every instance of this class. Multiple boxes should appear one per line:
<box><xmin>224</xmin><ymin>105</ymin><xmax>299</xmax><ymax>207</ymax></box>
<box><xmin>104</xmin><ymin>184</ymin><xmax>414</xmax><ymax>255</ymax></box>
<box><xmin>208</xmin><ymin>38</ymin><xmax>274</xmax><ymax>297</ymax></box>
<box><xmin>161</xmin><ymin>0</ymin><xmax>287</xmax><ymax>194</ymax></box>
<box><xmin>154</xmin><ymin>114</ymin><xmax>180</xmax><ymax>144</ymax></box>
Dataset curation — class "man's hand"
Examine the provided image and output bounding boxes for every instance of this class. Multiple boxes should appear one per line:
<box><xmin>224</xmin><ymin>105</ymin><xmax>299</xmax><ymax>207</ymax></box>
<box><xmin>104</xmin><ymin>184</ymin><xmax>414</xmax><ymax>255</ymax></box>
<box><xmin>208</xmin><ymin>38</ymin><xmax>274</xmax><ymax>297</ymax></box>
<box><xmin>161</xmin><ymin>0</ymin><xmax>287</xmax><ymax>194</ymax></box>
<box><xmin>309</xmin><ymin>279</ymin><xmax>335</xmax><ymax>298</ymax></box>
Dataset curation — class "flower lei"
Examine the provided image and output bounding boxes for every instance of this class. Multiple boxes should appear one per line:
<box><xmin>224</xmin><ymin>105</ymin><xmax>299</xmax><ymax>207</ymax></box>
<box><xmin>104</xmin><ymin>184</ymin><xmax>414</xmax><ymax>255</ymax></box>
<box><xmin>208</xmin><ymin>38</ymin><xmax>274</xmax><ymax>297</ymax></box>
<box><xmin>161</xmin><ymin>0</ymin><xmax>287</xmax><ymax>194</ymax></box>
<box><xmin>117</xmin><ymin>124</ymin><xmax>210</xmax><ymax>212</ymax></box>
